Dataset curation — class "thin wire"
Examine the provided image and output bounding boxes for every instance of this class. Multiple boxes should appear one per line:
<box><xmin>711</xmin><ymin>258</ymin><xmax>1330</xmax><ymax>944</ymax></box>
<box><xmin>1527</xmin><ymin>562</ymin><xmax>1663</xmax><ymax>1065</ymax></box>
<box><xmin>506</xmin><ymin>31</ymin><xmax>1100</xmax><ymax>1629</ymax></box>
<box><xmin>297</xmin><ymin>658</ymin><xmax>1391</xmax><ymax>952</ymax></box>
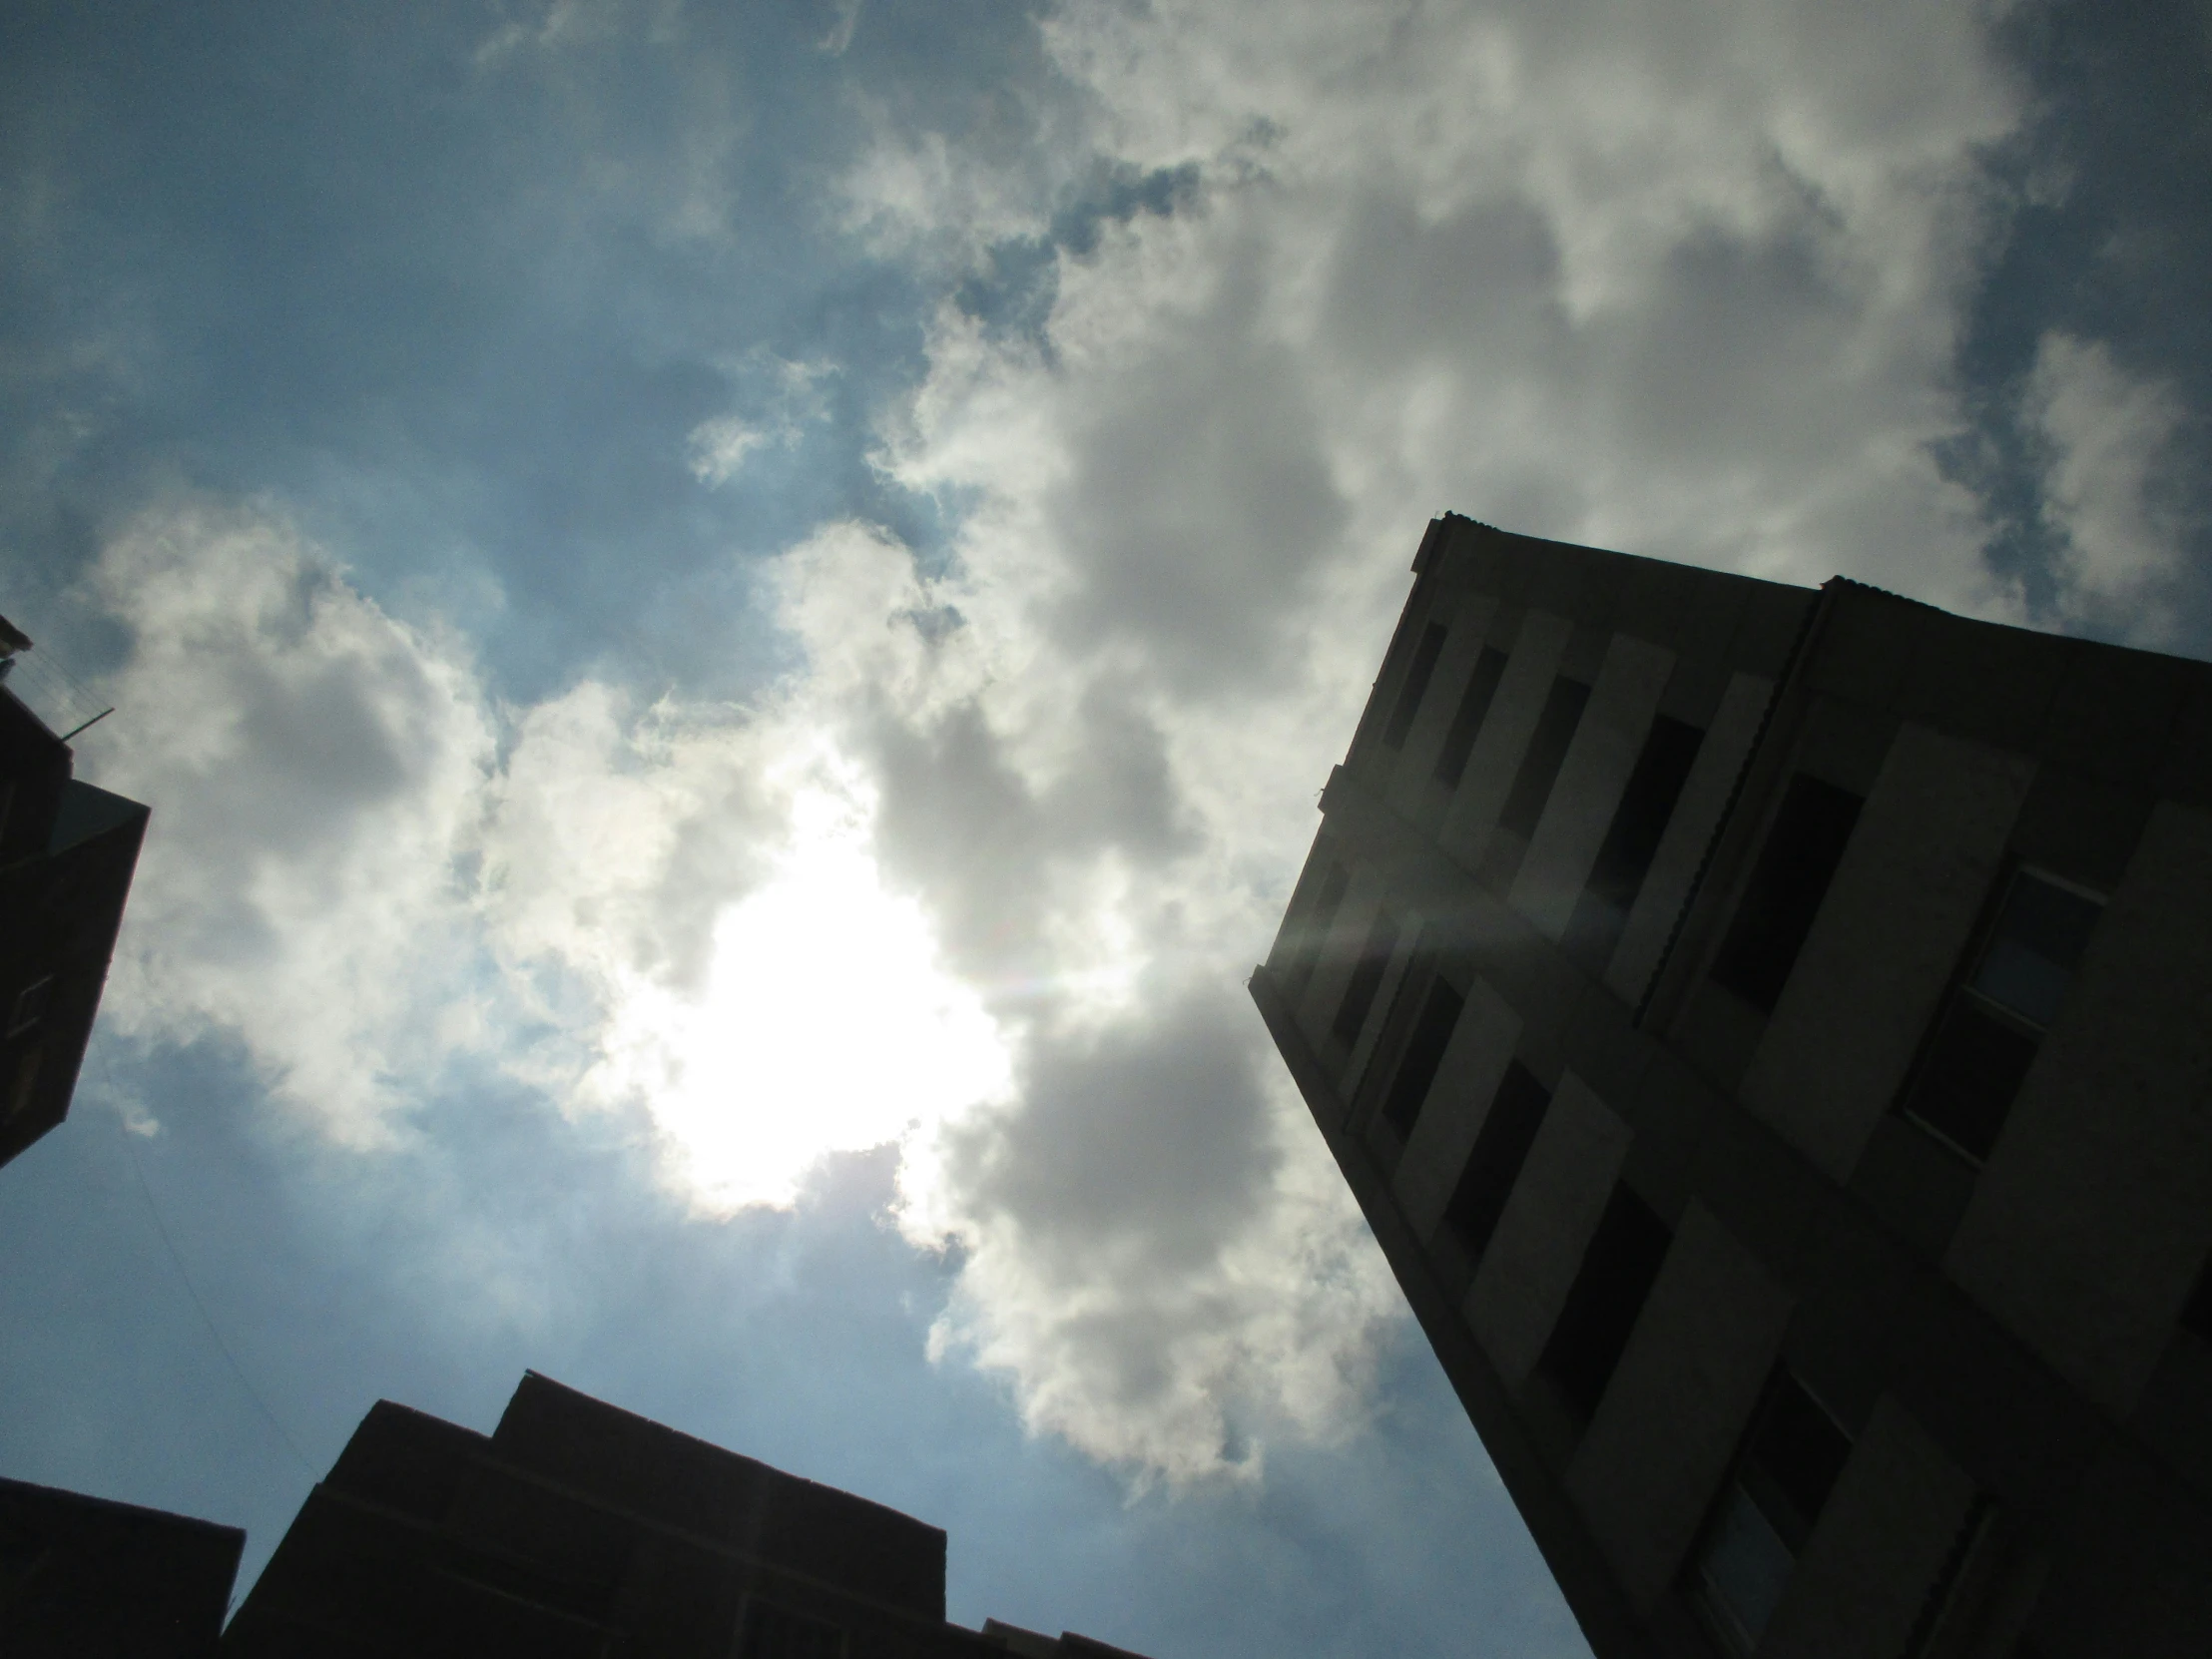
<box><xmin>103</xmin><ymin>1049</ymin><xmax>321</xmax><ymax>1495</ymax></box>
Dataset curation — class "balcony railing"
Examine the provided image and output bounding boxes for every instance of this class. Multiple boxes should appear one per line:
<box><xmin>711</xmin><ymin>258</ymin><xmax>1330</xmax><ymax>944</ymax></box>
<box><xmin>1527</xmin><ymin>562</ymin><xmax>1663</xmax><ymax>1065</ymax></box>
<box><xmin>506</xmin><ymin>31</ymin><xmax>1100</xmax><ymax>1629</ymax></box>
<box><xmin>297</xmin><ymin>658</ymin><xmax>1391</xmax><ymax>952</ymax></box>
<box><xmin>0</xmin><ymin>634</ymin><xmax>113</xmax><ymax>744</ymax></box>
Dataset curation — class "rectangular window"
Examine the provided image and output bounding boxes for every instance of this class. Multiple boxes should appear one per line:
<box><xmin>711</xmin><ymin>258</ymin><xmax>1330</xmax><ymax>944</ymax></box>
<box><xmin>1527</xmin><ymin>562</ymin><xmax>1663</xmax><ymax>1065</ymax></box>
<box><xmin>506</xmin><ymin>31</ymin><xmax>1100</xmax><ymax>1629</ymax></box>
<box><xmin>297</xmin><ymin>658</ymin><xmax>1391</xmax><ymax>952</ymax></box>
<box><xmin>1382</xmin><ymin>622</ymin><xmax>1449</xmax><ymax>750</ymax></box>
<box><xmin>1496</xmin><ymin>676</ymin><xmax>1591</xmax><ymax>837</ymax></box>
<box><xmin>1565</xmin><ymin>715</ymin><xmax>1705</xmax><ymax>967</ymax></box>
<box><xmin>1900</xmin><ymin>867</ymin><xmax>2103</xmax><ymax>1162</ymax></box>
<box><xmin>1691</xmin><ymin>1371</ymin><xmax>1853</xmax><ymax>1654</ymax></box>
<box><xmin>1432</xmin><ymin>647</ymin><xmax>1509</xmax><ymax>788</ymax></box>
<box><xmin>1967</xmin><ymin>868</ymin><xmax>2102</xmax><ymax>1025</ymax></box>
<box><xmin>1709</xmin><ymin>773</ymin><xmax>1865</xmax><ymax>1013</ymax></box>
<box><xmin>1381</xmin><ymin>979</ymin><xmax>1464</xmax><ymax>1139</ymax></box>
<box><xmin>2180</xmin><ymin>1257</ymin><xmax>2212</xmax><ymax>1345</ymax></box>
<box><xmin>1287</xmin><ymin>861</ymin><xmax>1352</xmax><ymax>1000</ymax></box>
<box><xmin>6</xmin><ymin>975</ymin><xmax>53</xmax><ymax>1038</ymax></box>
<box><xmin>1441</xmin><ymin>1062</ymin><xmax>1551</xmax><ymax>1261</ymax></box>
<box><xmin>1586</xmin><ymin>716</ymin><xmax>1705</xmax><ymax>919</ymax></box>
<box><xmin>740</xmin><ymin>1600</ymin><xmax>846</xmax><ymax>1659</ymax></box>
<box><xmin>1332</xmin><ymin>909</ymin><xmax>1400</xmax><ymax>1046</ymax></box>
<box><xmin>1538</xmin><ymin>1183</ymin><xmax>1670</xmax><ymax>1422</ymax></box>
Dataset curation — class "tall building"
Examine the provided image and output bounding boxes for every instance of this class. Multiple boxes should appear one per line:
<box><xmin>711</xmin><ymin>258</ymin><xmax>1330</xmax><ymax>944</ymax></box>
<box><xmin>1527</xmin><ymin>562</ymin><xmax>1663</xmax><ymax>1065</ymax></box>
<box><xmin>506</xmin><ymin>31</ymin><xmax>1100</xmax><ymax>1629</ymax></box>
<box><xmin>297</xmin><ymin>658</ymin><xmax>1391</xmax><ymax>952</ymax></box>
<box><xmin>0</xmin><ymin>617</ymin><xmax>148</xmax><ymax>1172</ymax></box>
<box><xmin>222</xmin><ymin>1372</ymin><xmax>1152</xmax><ymax>1659</ymax></box>
<box><xmin>1252</xmin><ymin>515</ymin><xmax>2212</xmax><ymax>1659</ymax></box>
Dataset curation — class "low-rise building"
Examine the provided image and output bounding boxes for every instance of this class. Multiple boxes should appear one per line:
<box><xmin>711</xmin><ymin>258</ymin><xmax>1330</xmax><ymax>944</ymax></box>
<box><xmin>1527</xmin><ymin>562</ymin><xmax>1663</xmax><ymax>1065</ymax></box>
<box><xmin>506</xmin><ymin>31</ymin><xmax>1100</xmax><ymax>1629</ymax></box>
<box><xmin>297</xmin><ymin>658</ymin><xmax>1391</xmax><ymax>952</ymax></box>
<box><xmin>222</xmin><ymin>1372</ymin><xmax>1153</xmax><ymax>1659</ymax></box>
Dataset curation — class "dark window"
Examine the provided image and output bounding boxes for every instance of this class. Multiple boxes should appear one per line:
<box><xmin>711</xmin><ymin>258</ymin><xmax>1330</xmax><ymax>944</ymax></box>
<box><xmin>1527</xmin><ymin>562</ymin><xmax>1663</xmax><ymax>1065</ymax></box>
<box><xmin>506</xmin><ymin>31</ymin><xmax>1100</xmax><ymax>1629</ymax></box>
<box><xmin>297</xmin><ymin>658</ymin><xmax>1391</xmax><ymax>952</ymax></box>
<box><xmin>741</xmin><ymin>1600</ymin><xmax>845</xmax><ymax>1659</ymax></box>
<box><xmin>1900</xmin><ymin>869</ymin><xmax>2102</xmax><ymax>1163</ymax></box>
<box><xmin>1898</xmin><ymin>1000</ymin><xmax>2039</xmax><ymax>1161</ymax></box>
<box><xmin>1538</xmin><ymin>1184</ymin><xmax>1670</xmax><ymax>1421</ymax></box>
<box><xmin>2177</xmin><ymin>1255</ymin><xmax>2212</xmax><ymax>1345</ymax></box>
<box><xmin>1709</xmin><ymin>773</ymin><xmax>1865</xmax><ymax>1013</ymax></box>
<box><xmin>1564</xmin><ymin>716</ymin><xmax>1704</xmax><ymax>968</ymax></box>
<box><xmin>1433</xmin><ymin>647</ymin><xmax>1509</xmax><ymax>788</ymax></box>
<box><xmin>1287</xmin><ymin>861</ymin><xmax>1351</xmax><ymax>999</ymax></box>
<box><xmin>6</xmin><ymin>975</ymin><xmax>53</xmax><ymax>1038</ymax></box>
<box><xmin>1496</xmin><ymin>676</ymin><xmax>1591</xmax><ymax>837</ymax></box>
<box><xmin>1587</xmin><ymin>716</ymin><xmax>1704</xmax><ymax>917</ymax></box>
<box><xmin>1691</xmin><ymin>1371</ymin><xmax>1853</xmax><ymax>1653</ymax></box>
<box><xmin>1903</xmin><ymin>1494</ymin><xmax>1996</xmax><ymax>1659</ymax></box>
<box><xmin>1332</xmin><ymin>910</ymin><xmax>1400</xmax><ymax>1045</ymax></box>
<box><xmin>1382</xmin><ymin>622</ymin><xmax>1449</xmax><ymax>750</ymax></box>
<box><xmin>1738</xmin><ymin>1374</ymin><xmax>1852</xmax><ymax>1551</ymax></box>
<box><xmin>1442</xmin><ymin>1063</ymin><xmax>1552</xmax><ymax>1261</ymax></box>
<box><xmin>1382</xmin><ymin>979</ymin><xmax>1463</xmax><ymax>1139</ymax></box>
<box><xmin>1967</xmin><ymin>869</ymin><xmax>2101</xmax><ymax>1027</ymax></box>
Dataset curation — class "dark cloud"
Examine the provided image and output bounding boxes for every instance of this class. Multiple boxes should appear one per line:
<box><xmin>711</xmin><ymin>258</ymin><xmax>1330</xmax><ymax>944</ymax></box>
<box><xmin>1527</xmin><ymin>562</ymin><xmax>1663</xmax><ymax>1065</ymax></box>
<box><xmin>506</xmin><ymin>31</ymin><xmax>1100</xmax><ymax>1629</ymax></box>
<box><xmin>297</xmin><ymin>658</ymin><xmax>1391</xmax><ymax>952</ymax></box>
<box><xmin>867</xmin><ymin>697</ymin><xmax>1048</xmax><ymax>971</ymax></box>
<box><xmin>1046</xmin><ymin>256</ymin><xmax>1350</xmax><ymax>691</ymax></box>
<box><xmin>945</xmin><ymin>993</ymin><xmax>1277</xmax><ymax>1280</ymax></box>
<box><xmin>862</xmin><ymin>673</ymin><xmax>1193</xmax><ymax>983</ymax></box>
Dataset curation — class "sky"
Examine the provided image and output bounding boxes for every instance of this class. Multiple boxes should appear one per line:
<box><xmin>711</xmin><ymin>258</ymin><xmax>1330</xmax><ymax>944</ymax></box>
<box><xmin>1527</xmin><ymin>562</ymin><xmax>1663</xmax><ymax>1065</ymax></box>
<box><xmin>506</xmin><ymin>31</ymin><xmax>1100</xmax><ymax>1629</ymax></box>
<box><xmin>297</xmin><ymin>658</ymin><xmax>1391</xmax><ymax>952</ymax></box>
<box><xmin>0</xmin><ymin>2</ymin><xmax>2206</xmax><ymax>1654</ymax></box>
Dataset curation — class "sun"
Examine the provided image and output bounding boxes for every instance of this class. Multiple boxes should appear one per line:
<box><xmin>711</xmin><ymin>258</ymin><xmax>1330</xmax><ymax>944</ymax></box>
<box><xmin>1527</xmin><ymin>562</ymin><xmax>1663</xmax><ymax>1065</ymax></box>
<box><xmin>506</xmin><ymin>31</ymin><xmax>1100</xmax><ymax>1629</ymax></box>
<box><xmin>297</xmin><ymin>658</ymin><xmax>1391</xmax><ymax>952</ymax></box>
<box><xmin>603</xmin><ymin>779</ymin><xmax>1012</xmax><ymax>1212</ymax></box>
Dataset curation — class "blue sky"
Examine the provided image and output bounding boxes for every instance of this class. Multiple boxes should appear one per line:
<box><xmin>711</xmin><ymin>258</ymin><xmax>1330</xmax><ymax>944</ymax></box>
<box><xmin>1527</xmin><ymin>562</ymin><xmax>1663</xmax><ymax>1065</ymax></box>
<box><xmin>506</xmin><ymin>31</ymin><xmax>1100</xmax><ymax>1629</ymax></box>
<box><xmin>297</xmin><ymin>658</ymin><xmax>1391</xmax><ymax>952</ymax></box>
<box><xmin>1</xmin><ymin>2</ymin><xmax>2205</xmax><ymax>1654</ymax></box>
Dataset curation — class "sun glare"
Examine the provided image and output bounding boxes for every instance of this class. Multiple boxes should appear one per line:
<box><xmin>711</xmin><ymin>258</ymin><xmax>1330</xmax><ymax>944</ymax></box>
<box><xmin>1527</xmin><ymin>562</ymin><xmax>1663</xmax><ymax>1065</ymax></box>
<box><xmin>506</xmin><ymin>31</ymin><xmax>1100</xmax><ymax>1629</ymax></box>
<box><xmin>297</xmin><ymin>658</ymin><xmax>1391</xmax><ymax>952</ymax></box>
<box><xmin>608</xmin><ymin>783</ymin><xmax>1012</xmax><ymax>1212</ymax></box>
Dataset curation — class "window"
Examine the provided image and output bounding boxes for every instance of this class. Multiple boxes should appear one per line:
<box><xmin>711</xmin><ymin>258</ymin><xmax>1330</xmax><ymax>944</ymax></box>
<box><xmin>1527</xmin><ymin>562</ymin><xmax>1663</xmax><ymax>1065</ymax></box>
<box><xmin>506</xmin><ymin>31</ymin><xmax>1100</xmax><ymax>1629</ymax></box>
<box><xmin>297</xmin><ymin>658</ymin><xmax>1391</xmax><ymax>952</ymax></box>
<box><xmin>2177</xmin><ymin>1255</ymin><xmax>2212</xmax><ymax>1346</ymax></box>
<box><xmin>1432</xmin><ymin>647</ymin><xmax>1509</xmax><ymax>788</ymax></box>
<box><xmin>1902</xmin><ymin>1494</ymin><xmax>1997</xmax><ymax>1659</ymax></box>
<box><xmin>1537</xmin><ymin>1183</ymin><xmax>1671</xmax><ymax>1421</ymax></box>
<box><xmin>1441</xmin><ymin>1063</ymin><xmax>1551</xmax><ymax>1261</ymax></box>
<box><xmin>1382</xmin><ymin>622</ymin><xmax>1449</xmax><ymax>750</ymax></box>
<box><xmin>1709</xmin><ymin>773</ymin><xmax>1865</xmax><ymax>1013</ymax></box>
<box><xmin>1566</xmin><ymin>715</ymin><xmax>1704</xmax><ymax>966</ymax></box>
<box><xmin>6</xmin><ymin>976</ymin><xmax>53</xmax><ymax>1038</ymax></box>
<box><xmin>1899</xmin><ymin>868</ymin><xmax>2103</xmax><ymax>1163</ymax></box>
<box><xmin>1586</xmin><ymin>717</ymin><xmax>1704</xmax><ymax>921</ymax></box>
<box><xmin>1496</xmin><ymin>676</ymin><xmax>1591</xmax><ymax>838</ymax></box>
<box><xmin>1332</xmin><ymin>910</ymin><xmax>1401</xmax><ymax>1045</ymax></box>
<box><xmin>1382</xmin><ymin>978</ymin><xmax>1463</xmax><ymax>1139</ymax></box>
<box><xmin>1287</xmin><ymin>861</ymin><xmax>1351</xmax><ymax>1001</ymax></box>
<box><xmin>740</xmin><ymin>1600</ymin><xmax>845</xmax><ymax>1659</ymax></box>
<box><xmin>1691</xmin><ymin>1371</ymin><xmax>1853</xmax><ymax>1654</ymax></box>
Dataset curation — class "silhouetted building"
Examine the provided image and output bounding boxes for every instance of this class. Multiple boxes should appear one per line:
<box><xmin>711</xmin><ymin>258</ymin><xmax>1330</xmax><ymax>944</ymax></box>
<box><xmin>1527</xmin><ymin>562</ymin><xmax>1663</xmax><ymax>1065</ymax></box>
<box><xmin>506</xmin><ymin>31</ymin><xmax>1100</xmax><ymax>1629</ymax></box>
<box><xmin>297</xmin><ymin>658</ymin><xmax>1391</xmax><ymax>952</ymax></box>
<box><xmin>223</xmin><ymin>1372</ymin><xmax>1152</xmax><ymax>1658</ymax></box>
<box><xmin>0</xmin><ymin>1475</ymin><xmax>244</xmax><ymax>1657</ymax></box>
<box><xmin>1253</xmin><ymin>515</ymin><xmax>2212</xmax><ymax>1659</ymax></box>
<box><xmin>0</xmin><ymin>617</ymin><xmax>147</xmax><ymax>1172</ymax></box>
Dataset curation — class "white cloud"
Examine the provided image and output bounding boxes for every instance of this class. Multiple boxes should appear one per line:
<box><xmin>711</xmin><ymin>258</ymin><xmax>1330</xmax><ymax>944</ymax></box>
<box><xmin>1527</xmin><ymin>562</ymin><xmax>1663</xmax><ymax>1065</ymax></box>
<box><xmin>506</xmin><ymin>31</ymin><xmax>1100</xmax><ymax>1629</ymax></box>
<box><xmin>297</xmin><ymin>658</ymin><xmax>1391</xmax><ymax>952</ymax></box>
<box><xmin>687</xmin><ymin>361</ymin><xmax>835</xmax><ymax>484</ymax></box>
<box><xmin>2025</xmin><ymin>329</ymin><xmax>2194</xmax><ymax>640</ymax></box>
<box><xmin>686</xmin><ymin>415</ymin><xmax>775</xmax><ymax>485</ymax></box>
<box><xmin>81</xmin><ymin>499</ymin><xmax>495</xmax><ymax>1146</ymax></box>
<box><xmin>819</xmin><ymin>0</ymin><xmax>862</xmax><ymax>57</ymax></box>
<box><xmin>473</xmin><ymin>0</ymin><xmax>623</xmax><ymax>66</ymax></box>
<box><xmin>78</xmin><ymin>506</ymin><xmax>1019</xmax><ymax>1212</ymax></box>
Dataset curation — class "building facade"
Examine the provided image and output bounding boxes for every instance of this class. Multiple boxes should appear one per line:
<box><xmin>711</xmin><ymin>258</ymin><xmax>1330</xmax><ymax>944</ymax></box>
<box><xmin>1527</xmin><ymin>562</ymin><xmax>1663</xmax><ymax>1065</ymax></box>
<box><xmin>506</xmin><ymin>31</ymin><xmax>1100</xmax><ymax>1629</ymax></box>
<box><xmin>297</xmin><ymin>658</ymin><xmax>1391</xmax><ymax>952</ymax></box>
<box><xmin>0</xmin><ymin>622</ymin><xmax>148</xmax><ymax>1173</ymax></box>
<box><xmin>1252</xmin><ymin>515</ymin><xmax>2212</xmax><ymax>1659</ymax></box>
<box><xmin>221</xmin><ymin>1372</ymin><xmax>1151</xmax><ymax>1659</ymax></box>
<box><xmin>0</xmin><ymin>1476</ymin><xmax>244</xmax><ymax>1658</ymax></box>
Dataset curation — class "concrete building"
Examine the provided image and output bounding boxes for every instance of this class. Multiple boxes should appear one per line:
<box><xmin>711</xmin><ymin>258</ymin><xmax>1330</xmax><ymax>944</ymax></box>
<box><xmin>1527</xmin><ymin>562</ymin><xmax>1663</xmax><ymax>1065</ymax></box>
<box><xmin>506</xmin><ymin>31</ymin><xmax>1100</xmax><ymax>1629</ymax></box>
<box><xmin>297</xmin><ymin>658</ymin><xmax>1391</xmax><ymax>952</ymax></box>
<box><xmin>221</xmin><ymin>1372</ymin><xmax>1151</xmax><ymax>1659</ymax></box>
<box><xmin>0</xmin><ymin>618</ymin><xmax>148</xmax><ymax>1173</ymax></box>
<box><xmin>0</xmin><ymin>1476</ymin><xmax>245</xmax><ymax>1657</ymax></box>
<box><xmin>1251</xmin><ymin>515</ymin><xmax>2212</xmax><ymax>1659</ymax></box>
